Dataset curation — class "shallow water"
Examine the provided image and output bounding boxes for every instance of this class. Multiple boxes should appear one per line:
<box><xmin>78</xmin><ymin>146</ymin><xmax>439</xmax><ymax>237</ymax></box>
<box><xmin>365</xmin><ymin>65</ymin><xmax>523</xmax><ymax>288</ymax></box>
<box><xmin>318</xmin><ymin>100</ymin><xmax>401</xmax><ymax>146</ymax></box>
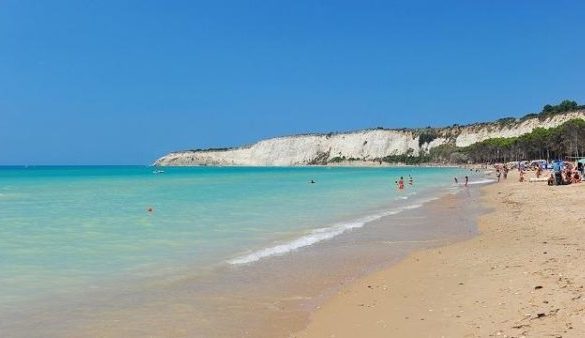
<box><xmin>0</xmin><ymin>165</ymin><xmax>487</xmax><ymax>336</ymax></box>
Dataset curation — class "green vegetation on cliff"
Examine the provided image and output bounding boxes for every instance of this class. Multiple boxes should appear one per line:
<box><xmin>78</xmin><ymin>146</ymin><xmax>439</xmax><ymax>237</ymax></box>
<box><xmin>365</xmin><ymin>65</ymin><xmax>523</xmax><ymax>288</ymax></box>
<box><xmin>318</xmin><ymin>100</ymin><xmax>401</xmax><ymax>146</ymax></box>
<box><xmin>381</xmin><ymin>154</ymin><xmax>431</xmax><ymax>165</ymax></box>
<box><xmin>424</xmin><ymin>118</ymin><xmax>585</xmax><ymax>164</ymax></box>
<box><xmin>323</xmin><ymin>100</ymin><xmax>585</xmax><ymax>165</ymax></box>
<box><xmin>393</xmin><ymin>99</ymin><xmax>585</xmax><ymax>164</ymax></box>
<box><xmin>520</xmin><ymin>99</ymin><xmax>585</xmax><ymax>121</ymax></box>
<box><xmin>462</xmin><ymin>119</ymin><xmax>585</xmax><ymax>163</ymax></box>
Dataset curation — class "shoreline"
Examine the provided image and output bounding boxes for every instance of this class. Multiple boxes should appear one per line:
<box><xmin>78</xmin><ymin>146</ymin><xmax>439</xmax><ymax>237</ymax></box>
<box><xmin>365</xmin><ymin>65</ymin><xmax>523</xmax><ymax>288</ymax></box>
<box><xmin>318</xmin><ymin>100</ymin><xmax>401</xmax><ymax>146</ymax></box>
<box><xmin>1</xmin><ymin>171</ymin><xmax>485</xmax><ymax>337</ymax></box>
<box><xmin>153</xmin><ymin>162</ymin><xmax>466</xmax><ymax>168</ymax></box>
<box><xmin>296</xmin><ymin>170</ymin><xmax>585</xmax><ymax>337</ymax></box>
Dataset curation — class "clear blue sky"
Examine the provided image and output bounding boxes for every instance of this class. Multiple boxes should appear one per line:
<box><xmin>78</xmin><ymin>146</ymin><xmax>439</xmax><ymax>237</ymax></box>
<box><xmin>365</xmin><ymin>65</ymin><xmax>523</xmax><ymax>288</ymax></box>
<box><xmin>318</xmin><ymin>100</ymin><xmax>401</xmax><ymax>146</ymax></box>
<box><xmin>1</xmin><ymin>0</ymin><xmax>584</xmax><ymax>164</ymax></box>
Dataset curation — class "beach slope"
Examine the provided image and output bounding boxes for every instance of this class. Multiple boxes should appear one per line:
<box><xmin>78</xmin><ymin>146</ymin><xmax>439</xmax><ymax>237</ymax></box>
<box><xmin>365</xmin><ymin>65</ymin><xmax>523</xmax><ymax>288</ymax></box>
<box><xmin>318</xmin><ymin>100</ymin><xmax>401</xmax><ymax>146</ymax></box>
<box><xmin>297</xmin><ymin>172</ymin><xmax>585</xmax><ymax>337</ymax></box>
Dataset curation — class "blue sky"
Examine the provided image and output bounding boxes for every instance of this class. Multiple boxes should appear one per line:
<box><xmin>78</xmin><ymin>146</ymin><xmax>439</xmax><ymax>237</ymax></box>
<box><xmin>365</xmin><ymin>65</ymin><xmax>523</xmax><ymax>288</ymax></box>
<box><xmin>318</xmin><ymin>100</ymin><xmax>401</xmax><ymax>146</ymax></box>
<box><xmin>1</xmin><ymin>0</ymin><xmax>584</xmax><ymax>164</ymax></box>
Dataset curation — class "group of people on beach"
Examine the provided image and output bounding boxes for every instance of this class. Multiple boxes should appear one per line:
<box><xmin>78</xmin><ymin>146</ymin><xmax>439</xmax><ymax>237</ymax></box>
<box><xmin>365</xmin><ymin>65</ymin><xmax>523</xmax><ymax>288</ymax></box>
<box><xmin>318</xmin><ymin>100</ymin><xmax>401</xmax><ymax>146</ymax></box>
<box><xmin>453</xmin><ymin>175</ymin><xmax>469</xmax><ymax>187</ymax></box>
<box><xmin>495</xmin><ymin>166</ymin><xmax>509</xmax><ymax>182</ymax></box>
<box><xmin>548</xmin><ymin>160</ymin><xmax>582</xmax><ymax>185</ymax></box>
<box><xmin>494</xmin><ymin>163</ymin><xmax>533</xmax><ymax>183</ymax></box>
<box><xmin>492</xmin><ymin>160</ymin><xmax>583</xmax><ymax>186</ymax></box>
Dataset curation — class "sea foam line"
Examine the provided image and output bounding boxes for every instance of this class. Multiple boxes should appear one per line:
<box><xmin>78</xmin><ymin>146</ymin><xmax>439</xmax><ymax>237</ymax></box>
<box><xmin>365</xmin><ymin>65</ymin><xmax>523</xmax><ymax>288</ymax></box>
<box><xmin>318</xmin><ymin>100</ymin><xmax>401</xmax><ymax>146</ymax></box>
<box><xmin>227</xmin><ymin>198</ymin><xmax>440</xmax><ymax>265</ymax></box>
<box><xmin>462</xmin><ymin>178</ymin><xmax>496</xmax><ymax>185</ymax></box>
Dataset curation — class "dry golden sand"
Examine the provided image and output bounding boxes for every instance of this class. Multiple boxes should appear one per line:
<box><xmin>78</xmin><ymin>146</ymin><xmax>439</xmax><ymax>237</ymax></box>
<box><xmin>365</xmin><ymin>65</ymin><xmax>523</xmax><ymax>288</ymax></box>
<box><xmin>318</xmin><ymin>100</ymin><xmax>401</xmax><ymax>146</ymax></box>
<box><xmin>296</xmin><ymin>171</ymin><xmax>585</xmax><ymax>338</ymax></box>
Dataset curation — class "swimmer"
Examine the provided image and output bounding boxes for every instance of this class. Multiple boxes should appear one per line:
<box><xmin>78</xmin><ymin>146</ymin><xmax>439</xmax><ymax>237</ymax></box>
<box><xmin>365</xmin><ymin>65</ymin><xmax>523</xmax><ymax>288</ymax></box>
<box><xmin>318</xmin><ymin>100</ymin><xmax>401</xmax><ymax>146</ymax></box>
<box><xmin>309</xmin><ymin>180</ymin><xmax>316</xmax><ymax>184</ymax></box>
<box><xmin>408</xmin><ymin>175</ymin><xmax>414</xmax><ymax>186</ymax></box>
<box><xmin>147</xmin><ymin>207</ymin><xmax>153</xmax><ymax>213</ymax></box>
<box><xmin>454</xmin><ymin>177</ymin><xmax>458</xmax><ymax>184</ymax></box>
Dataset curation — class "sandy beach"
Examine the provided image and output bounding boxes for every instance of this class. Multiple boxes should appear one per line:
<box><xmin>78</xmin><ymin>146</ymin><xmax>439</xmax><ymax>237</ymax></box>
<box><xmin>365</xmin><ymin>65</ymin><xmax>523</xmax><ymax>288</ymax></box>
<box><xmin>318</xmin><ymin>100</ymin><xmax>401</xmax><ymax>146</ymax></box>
<box><xmin>4</xmin><ymin>169</ymin><xmax>584</xmax><ymax>338</ymax></box>
<box><xmin>297</xmin><ymin>170</ymin><xmax>585</xmax><ymax>338</ymax></box>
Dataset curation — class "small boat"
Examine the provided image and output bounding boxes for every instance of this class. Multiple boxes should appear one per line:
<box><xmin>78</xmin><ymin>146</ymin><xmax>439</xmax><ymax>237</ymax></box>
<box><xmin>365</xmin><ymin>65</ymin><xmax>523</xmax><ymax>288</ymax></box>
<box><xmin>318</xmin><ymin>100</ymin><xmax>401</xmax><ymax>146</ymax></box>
<box><xmin>152</xmin><ymin>169</ymin><xmax>165</xmax><ymax>174</ymax></box>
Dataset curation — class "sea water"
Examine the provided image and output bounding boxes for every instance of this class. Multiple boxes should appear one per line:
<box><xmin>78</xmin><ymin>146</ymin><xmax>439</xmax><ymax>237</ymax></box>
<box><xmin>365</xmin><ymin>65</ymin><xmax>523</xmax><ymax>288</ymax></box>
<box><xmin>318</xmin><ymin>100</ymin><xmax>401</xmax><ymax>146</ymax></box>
<box><xmin>0</xmin><ymin>166</ymin><xmax>474</xmax><ymax>313</ymax></box>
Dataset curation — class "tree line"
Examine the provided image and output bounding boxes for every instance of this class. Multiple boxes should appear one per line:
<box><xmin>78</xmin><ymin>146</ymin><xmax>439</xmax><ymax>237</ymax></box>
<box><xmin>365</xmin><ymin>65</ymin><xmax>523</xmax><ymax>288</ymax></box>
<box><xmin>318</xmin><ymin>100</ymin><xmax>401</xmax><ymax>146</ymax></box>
<box><xmin>520</xmin><ymin>99</ymin><xmax>585</xmax><ymax>121</ymax></box>
<box><xmin>377</xmin><ymin>118</ymin><xmax>585</xmax><ymax>165</ymax></box>
<box><xmin>421</xmin><ymin>100</ymin><xmax>585</xmax><ymax>164</ymax></box>
<box><xmin>462</xmin><ymin>119</ymin><xmax>585</xmax><ymax>163</ymax></box>
<box><xmin>328</xmin><ymin>100</ymin><xmax>585</xmax><ymax>165</ymax></box>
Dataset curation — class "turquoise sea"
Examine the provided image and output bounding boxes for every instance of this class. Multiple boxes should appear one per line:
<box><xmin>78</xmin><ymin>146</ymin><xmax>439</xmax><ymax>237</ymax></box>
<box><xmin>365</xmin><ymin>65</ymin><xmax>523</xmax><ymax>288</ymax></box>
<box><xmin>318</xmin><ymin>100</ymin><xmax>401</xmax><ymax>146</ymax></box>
<box><xmin>0</xmin><ymin>166</ymin><xmax>481</xmax><ymax>313</ymax></box>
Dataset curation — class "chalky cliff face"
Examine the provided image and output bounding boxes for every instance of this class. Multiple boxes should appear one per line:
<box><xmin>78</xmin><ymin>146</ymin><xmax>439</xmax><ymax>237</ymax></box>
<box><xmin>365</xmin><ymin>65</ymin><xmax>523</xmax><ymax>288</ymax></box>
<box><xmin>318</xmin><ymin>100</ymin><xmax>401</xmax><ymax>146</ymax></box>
<box><xmin>154</xmin><ymin>111</ymin><xmax>585</xmax><ymax>166</ymax></box>
<box><xmin>453</xmin><ymin>111</ymin><xmax>585</xmax><ymax>147</ymax></box>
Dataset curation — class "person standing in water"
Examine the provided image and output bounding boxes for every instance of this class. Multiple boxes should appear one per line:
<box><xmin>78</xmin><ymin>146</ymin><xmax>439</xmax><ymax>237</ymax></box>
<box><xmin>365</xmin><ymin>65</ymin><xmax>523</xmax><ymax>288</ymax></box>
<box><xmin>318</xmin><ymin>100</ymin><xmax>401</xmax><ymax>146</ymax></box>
<box><xmin>454</xmin><ymin>177</ymin><xmax>458</xmax><ymax>184</ymax></box>
<box><xmin>398</xmin><ymin>176</ymin><xmax>405</xmax><ymax>190</ymax></box>
<box><xmin>408</xmin><ymin>175</ymin><xmax>414</xmax><ymax>186</ymax></box>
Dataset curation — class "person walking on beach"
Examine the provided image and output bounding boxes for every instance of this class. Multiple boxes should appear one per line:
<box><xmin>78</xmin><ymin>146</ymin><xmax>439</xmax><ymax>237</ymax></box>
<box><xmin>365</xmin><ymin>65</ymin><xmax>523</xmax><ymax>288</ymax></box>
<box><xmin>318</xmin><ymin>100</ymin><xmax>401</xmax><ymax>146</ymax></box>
<box><xmin>464</xmin><ymin>176</ymin><xmax>469</xmax><ymax>187</ymax></box>
<box><xmin>553</xmin><ymin>160</ymin><xmax>563</xmax><ymax>185</ymax></box>
<box><xmin>503</xmin><ymin>166</ymin><xmax>508</xmax><ymax>179</ymax></box>
<box><xmin>496</xmin><ymin>169</ymin><xmax>501</xmax><ymax>182</ymax></box>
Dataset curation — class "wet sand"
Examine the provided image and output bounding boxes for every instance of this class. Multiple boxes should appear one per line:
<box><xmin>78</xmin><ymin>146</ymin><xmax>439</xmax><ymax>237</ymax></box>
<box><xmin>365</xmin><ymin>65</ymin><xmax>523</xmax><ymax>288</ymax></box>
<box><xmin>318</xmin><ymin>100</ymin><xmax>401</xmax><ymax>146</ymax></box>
<box><xmin>1</xmin><ymin>184</ymin><xmax>484</xmax><ymax>337</ymax></box>
<box><xmin>297</xmin><ymin>170</ymin><xmax>585</xmax><ymax>337</ymax></box>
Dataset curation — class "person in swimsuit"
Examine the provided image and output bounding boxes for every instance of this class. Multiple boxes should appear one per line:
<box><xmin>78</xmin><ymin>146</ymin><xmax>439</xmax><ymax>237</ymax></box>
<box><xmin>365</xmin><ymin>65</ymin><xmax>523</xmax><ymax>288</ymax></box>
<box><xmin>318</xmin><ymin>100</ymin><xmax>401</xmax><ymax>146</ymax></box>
<box><xmin>572</xmin><ymin>171</ymin><xmax>582</xmax><ymax>184</ymax></box>
<box><xmin>398</xmin><ymin>176</ymin><xmax>404</xmax><ymax>190</ymax></box>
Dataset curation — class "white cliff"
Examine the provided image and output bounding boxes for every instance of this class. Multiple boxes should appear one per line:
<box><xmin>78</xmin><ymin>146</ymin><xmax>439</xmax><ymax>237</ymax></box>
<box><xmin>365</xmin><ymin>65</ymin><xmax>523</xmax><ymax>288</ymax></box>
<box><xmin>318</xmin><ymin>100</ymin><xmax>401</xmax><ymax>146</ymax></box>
<box><xmin>154</xmin><ymin>110</ymin><xmax>585</xmax><ymax>166</ymax></box>
<box><xmin>454</xmin><ymin>111</ymin><xmax>585</xmax><ymax>147</ymax></box>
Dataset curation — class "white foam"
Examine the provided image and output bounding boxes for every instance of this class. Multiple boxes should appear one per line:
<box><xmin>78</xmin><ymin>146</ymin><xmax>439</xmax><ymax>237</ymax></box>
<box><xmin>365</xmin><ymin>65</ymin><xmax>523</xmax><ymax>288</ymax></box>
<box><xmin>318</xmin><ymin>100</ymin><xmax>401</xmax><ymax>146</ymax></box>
<box><xmin>227</xmin><ymin>221</ymin><xmax>364</xmax><ymax>265</ymax></box>
<box><xmin>401</xmin><ymin>203</ymin><xmax>422</xmax><ymax>210</ymax></box>
<box><xmin>451</xmin><ymin>178</ymin><xmax>496</xmax><ymax>187</ymax></box>
<box><xmin>465</xmin><ymin>178</ymin><xmax>496</xmax><ymax>185</ymax></box>
<box><xmin>228</xmin><ymin>199</ymin><xmax>434</xmax><ymax>265</ymax></box>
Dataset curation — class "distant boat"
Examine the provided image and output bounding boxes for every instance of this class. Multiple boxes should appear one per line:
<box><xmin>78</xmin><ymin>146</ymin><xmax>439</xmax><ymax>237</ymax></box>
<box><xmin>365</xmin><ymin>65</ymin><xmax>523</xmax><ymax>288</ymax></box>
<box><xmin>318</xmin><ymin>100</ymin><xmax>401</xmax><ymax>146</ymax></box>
<box><xmin>152</xmin><ymin>169</ymin><xmax>165</xmax><ymax>174</ymax></box>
